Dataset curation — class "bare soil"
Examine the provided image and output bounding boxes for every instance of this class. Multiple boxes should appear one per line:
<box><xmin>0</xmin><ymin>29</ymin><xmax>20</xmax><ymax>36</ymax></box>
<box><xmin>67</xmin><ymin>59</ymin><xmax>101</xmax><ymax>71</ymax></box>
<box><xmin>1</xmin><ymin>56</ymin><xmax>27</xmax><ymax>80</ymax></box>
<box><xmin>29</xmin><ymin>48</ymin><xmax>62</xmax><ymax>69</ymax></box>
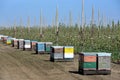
<box><xmin>0</xmin><ymin>42</ymin><xmax>120</xmax><ymax>80</ymax></box>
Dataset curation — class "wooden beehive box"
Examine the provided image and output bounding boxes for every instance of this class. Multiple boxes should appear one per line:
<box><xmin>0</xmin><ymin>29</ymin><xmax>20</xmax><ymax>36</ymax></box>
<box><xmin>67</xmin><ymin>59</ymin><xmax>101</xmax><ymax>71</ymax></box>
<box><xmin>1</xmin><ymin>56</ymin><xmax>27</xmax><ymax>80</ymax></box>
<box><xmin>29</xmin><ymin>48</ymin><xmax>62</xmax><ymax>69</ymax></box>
<box><xmin>50</xmin><ymin>46</ymin><xmax>64</xmax><ymax>61</ymax></box>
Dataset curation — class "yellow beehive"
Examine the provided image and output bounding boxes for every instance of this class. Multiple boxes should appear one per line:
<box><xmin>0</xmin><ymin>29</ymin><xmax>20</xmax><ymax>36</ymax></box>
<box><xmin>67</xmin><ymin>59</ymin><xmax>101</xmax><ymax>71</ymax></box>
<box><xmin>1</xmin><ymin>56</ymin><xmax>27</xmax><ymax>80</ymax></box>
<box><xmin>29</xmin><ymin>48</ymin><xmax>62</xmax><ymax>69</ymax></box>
<box><xmin>64</xmin><ymin>47</ymin><xmax>74</xmax><ymax>53</ymax></box>
<box><xmin>6</xmin><ymin>39</ymin><xmax>12</xmax><ymax>45</ymax></box>
<box><xmin>64</xmin><ymin>46</ymin><xmax>74</xmax><ymax>59</ymax></box>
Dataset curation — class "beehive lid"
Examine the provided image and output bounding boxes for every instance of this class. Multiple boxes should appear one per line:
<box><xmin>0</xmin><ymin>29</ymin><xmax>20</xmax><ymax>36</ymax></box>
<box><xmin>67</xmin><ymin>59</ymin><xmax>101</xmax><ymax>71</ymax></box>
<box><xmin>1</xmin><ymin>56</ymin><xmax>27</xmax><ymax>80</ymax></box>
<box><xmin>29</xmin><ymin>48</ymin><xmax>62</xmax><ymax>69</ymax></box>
<box><xmin>3</xmin><ymin>36</ymin><xmax>8</xmax><ymax>38</ymax></box>
<box><xmin>64</xmin><ymin>46</ymin><xmax>74</xmax><ymax>48</ymax></box>
<box><xmin>11</xmin><ymin>38</ymin><xmax>16</xmax><ymax>40</ymax></box>
<box><xmin>97</xmin><ymin>53</ymin><xmax>112</xmax><ymax>56</ymax></box>
<box><xmin>24</xmin><ymin>40</ymin><xmax>30</xmax><ymax>42</ymax></box>
<box><xmin>51</xmin><ymin>46</ymin><xmax>63</xmax><ymax>48</ymax></box>
<box><xmin>31</xmin><ymin>40</ymin><xmax>37</xmax><ymax>42</ymax></box>
<box><xmin>8</xmin><ymin>36</ymin><xmax>12</xmax><ymax>38</ymax></box>
<box><xmin>19</xmin><ymin>39</ymin><xmax>24</xmax><ymax>41</ymax></box>
<box><xmin>14</xmin><ymin>39</ymin><xmax>18</xmax><ymax>40</ymax></box>
<box><xmin>80</xmin><ymin>52</ymin><xmax>97</xmax><ymax>56</ymax></box>
<box><xmin>37</xmin><ymin>42</ymin><xmax>45</xmax><ymax>44</ymax></box>
<box><xmin>8</xmin><ymin>38</ymin><xmax>16</xmax><ymax>40</ymax></box>
<box><xmin>46</xmin><ymin>42</ymin><xmax>53</xmax><ymax>44</ymax></box>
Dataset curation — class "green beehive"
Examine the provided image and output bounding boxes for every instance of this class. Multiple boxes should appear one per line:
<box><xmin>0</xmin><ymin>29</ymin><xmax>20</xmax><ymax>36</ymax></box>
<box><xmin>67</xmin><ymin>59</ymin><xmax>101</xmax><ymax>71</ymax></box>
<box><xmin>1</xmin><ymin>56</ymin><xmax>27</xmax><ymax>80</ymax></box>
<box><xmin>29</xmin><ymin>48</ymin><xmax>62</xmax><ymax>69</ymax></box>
<box><xmin>79</xmin><ymin>62</ymin><xmax>97</xmax><ymax>70</ymax></box>
<box><xmin>45</xmin><ymin>42</ymin><xmax>52</xmax><ymax>52</ymax></box>
<box><xmin>79</xmin><ymin>52</ymin><xmax>97</xmax><ymax>75</ymax></box>
<box><xmin>46</xmin><ymin>47</ymin><xmax>51</xmax><ymax>52</ymax></box>
<box><xmin>82</xmin><ymin>62</ymin><xmax>96</xmax><ymax>69</ymax></box>
<box><xmin>79</xmin><ymin>53</ymin><xmax>97</xmax><ymax>70</ymax></box>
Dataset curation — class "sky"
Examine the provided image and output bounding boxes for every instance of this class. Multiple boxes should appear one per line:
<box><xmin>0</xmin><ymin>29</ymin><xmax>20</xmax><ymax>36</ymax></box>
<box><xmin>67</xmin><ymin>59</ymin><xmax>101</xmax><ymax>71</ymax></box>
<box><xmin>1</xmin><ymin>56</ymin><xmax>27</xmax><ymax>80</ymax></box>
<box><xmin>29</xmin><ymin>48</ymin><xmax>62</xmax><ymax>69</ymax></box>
<box><xmin>0</xmin><ymin>0</ymin><xmax>120</xmax><ymax>27</ymax></box>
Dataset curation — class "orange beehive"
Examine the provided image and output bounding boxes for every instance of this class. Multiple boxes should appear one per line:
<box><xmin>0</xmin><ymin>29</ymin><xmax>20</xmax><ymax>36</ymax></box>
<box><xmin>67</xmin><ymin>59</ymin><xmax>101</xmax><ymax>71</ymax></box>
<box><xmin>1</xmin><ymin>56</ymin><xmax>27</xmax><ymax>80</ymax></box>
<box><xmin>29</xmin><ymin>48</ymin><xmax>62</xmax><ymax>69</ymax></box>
<box><xmin>84</xmin><ymin>56</ymin><xmax>96</xmax><ymax>62</ymax></box>
<box><xmin>79</xmin><ymin>52</ymin><xmax>97</xmax><ymax>75</ymax></box>
<box><xmin>31</xmin><ymin>41</ymin><xmax>37</xmax><ymax>51</ymax></box>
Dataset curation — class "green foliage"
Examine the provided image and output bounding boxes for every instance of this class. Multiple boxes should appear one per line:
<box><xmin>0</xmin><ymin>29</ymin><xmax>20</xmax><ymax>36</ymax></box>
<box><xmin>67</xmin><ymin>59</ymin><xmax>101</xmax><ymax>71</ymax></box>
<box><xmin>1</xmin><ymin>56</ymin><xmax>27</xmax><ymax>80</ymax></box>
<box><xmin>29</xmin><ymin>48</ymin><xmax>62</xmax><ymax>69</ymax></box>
<box><xmin>0</xmin><ymin>25</ymin><xmax>120</xmax><ymax>62</ymax></box>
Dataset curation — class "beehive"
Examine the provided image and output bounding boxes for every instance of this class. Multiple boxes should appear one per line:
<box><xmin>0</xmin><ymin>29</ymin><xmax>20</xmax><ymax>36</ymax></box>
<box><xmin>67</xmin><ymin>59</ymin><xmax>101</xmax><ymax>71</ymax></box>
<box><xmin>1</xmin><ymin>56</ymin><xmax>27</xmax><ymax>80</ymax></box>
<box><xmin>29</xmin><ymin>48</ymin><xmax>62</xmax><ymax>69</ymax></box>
<box><xmin>11</xmin><ymin>39</ymin><xmax>14</xmax><ymax>47</ymax></box>
<box><xmin>11</xmin><ymin>38</ymin><xmax>16</xmax><ymax>47</ymax></box>
<box><xmin>97</xmin><ymin>53</ymin><xmax>111</xmax><ymax>74</ymax></box>
<box><xmin>0</xmin><ymin>35</ymin><xmax>3</xmax><ymax>41</ymax></box>
<box><xmin>31</xmin><ymin>41</ymin><xmax>37</xmax><ymax>51</ymax></box>
<box><xmin>23</xmin><ymin>40</ymin><xmax>31</xmax><ymax>50</ymax></box>
<box><xmin>6</xmin><ymin>39</ymin><xmax>11</xmax><ymax>45</ymax></box>
<box><xmin>45</xmin><ymin>42</ymin><xmax>53</xmax><ymax>53</ymax></box>
<box><xmin>36</xmin><ymin>42</ymin><xmax>45</xmax><ymax>54</ymax></box>
<box><xmin>6</xmin><ymin>37</ymin><xmax>15</xmax><ymax>45</ymax></box>
<box><xmin>50</xmin><ymin>46</ymin><xmax>64</xmax><ymax>61</ymax></box>
<box><xmin>17</xmin><ymin>39</ymin><xmax>24</xmax><ymax>49</ymax></box>
<box><xmin>13</xmin><ymin>39</ymin><xmax>18</xmax><ymax>47</ymax></box>
<box><xmin>64</xmin><ymin>46</ymin><xmax>74</xmax><ymax>59</ymax></box>
<box><xmin>2</xmin><ymin>36</ymin><xmax>8</xmax><ymax>43</ymax></box>
<box><xmin>81</xmin><ymin>62</ymin><xmax>97</xmax><ymax>70</ymax></box>
<box><xmin>79</xmin><ymin>52</ymin><xmax>97</xmax><ymax>74</ymax></box>
<box><xmin>1</xmin><ymin>36</ymin><xmax>4</xmax><ymax>42</ymax></box>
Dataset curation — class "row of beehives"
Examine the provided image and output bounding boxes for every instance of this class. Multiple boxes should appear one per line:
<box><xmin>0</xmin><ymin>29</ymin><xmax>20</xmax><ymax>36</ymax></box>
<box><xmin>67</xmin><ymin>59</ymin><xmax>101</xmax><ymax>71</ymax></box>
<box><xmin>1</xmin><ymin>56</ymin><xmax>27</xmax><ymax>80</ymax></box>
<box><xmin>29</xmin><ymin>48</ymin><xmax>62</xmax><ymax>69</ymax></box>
<box><xmin>0</xmin><ymin>35</ymin><xmax>74</xmax><ymax>62</ymax></box>
<box><xmin>0</xmin><ymin>35</ymin><xmax>112</xmax><ymax>75</ymax></box>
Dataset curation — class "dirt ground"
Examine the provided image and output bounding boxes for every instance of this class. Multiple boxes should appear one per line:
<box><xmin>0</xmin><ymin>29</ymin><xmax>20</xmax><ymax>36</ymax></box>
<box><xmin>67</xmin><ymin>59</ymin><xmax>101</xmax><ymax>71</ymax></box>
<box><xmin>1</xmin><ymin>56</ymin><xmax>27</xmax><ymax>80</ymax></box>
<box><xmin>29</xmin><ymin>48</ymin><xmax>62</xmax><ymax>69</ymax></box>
<box><xmin>0</xmin><ymin>42</ymin><xmax>120</xmax><ymax>80</ymax></box>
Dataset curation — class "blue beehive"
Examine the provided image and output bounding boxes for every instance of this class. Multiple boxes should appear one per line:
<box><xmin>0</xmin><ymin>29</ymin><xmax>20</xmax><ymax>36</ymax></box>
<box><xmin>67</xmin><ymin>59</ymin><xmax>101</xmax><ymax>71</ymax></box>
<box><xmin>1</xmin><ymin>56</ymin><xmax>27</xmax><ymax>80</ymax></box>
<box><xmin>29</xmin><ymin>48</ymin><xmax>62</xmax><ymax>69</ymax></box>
<box><xmin>36</xmin><ymin>42</ymin><xmax>45</xmax><ymax>53</ymax></box>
